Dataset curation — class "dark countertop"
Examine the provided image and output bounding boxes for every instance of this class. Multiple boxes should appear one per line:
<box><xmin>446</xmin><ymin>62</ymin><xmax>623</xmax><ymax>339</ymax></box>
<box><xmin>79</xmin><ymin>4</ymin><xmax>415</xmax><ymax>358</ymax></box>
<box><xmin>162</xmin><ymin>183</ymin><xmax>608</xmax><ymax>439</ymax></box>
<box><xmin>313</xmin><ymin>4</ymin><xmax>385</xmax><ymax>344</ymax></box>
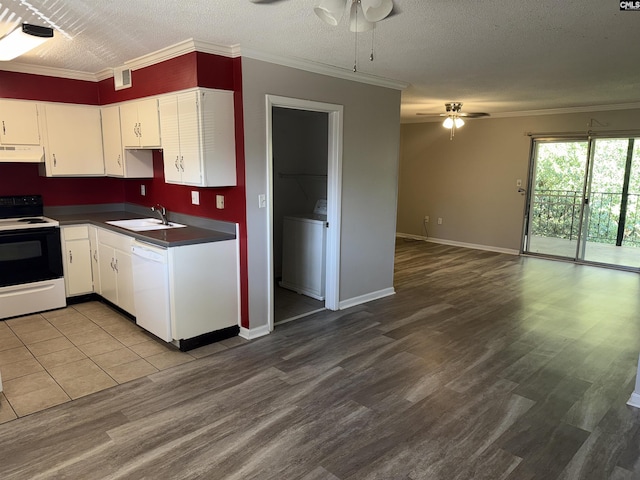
<box><xmin>53</xmin><ymin>211</ymin><xmax>236</xmax><ymax>247</ymax></box>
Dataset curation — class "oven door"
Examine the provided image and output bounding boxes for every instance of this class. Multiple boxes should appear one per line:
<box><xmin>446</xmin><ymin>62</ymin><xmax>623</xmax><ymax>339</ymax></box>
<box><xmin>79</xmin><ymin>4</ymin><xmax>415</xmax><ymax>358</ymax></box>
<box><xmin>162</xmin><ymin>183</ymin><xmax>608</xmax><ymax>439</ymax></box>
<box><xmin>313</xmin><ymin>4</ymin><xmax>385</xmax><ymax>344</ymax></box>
<box><xmin>0</xmin><ymin>227</ymin><xmax>64</xmax><ymax>288</ymax></box>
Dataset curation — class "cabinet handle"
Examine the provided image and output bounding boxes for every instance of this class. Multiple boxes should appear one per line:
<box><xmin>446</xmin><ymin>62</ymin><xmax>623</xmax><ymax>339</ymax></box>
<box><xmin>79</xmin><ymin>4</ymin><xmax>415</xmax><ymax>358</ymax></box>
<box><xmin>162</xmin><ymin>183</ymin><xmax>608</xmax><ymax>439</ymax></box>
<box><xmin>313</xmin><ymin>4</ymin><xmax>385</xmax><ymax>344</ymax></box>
<box><xmin>180</xmin><ymin>156</ymin><xmax>184</xmax><ymax>171</ymax></box>
<box><xmin>117</xmin><ymin>154</ymin><xmax>121</xmax><ymax>166</ymax></box>
<box><xmin>175</xmin><ymin>156</ymin><xmax>179</xmax><ymax>171</ymax></box>
<box><xmin>138</xmin><ymin>123</ymin><xmax>142</xmax><ymax>138</ymax></box>
<box><xmin>93</xmin><ymin>250</ymin><xmax>97</xmax><ymax>262</ymax></box>
<box><xmin>53</xmin><ymin>153</ymin><xmax>57</xmax><ymax>167</ymax></box>
<box><xmin>69</xmin><ymin>250</ymin><xmax>73</xmax><ymax>263</ymax></box>
<box><xmin>114</xmin><ymin>258</ymin><xmax>118</xmax><ymax>273</ymax></box>
<box><xmin>110</xmin><ymin>258</ymin><xmax>115</xmax><ymax>270</ymax></box>
<box><xmin>2</xmin><ymin>120</ymin><xmax>5</xmax><ymax>135</ymax></box>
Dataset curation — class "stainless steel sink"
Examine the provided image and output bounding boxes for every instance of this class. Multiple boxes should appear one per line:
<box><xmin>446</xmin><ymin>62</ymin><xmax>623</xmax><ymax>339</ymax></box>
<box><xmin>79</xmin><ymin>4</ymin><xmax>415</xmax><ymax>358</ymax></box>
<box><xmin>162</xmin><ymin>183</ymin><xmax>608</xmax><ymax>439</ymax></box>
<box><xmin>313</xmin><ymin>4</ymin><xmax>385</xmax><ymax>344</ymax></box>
<box><xmin>106</xmin><ymin>218</ymin><xmax>187</xmax><ymax>232</ymax></box>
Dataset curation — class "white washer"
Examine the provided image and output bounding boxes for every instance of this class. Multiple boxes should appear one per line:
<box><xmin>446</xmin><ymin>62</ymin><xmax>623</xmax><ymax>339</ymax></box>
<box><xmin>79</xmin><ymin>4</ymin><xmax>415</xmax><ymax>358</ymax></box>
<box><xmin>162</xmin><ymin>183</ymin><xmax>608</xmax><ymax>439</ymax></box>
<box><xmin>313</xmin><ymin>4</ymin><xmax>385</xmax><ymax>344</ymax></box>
<box><xmin>280</xmin><ymin>208</ymin><xmax>327</xmax><ymax>301</ymax></box>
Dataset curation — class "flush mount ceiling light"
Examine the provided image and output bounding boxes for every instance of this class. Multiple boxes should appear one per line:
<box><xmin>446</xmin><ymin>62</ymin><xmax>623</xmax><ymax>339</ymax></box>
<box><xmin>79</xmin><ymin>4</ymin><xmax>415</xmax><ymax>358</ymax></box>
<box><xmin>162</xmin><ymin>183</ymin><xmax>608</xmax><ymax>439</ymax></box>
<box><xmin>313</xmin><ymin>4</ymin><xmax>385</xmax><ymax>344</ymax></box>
<box><xmin>417</xmin><ymin>102</ymin><xmax>490</xmax><ymax>140</ymax></box>
<box><xmin>0</xmin><ymin>23</ymin><xmax>54</xmax><ymax>61</ymax></box>
<box><xmin>314</xmin><ymin>0</ymin><xmax>395</xmax><ymax>72</ymax></box>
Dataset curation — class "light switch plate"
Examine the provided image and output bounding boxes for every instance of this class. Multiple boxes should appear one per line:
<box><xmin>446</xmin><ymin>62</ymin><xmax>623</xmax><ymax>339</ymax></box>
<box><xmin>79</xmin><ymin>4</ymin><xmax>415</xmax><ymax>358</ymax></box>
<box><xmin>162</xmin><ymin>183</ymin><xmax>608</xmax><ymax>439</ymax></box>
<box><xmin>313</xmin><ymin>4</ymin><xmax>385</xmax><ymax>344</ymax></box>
<box><xmin>140</xmin><ymin>185</ymin><xmax>146</xmax><ymax>196</ymax></box>
<box><xmin>258</xmin><ymin>194</ymin><xmax>266</xmax><ymax>208</ymax></box>
<box><xmin>191</xmin><ymin>191</ymin><xmax>200</xmax><ymax>205</ymax></box>
<box><xmin>216</xmin><ymin>194</ymin><xmax>225</xmax><ymax>209</ymax></box>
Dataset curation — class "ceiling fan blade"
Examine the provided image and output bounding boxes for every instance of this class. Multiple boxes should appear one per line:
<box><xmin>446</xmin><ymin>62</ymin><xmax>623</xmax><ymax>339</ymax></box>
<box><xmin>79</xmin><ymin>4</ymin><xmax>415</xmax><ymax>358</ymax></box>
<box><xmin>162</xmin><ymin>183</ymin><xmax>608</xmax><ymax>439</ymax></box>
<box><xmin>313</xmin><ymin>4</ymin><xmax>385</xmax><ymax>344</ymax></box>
<box><xmin>458</xmin><ymin>112</ymin><xmax>490</xmax><ymax>118</ymax></box>
<box><xmin>249</xmin><ymin>0</ymin><xmax>288</xmax><ymax>4</ymax></box>
<box><xmin>416</xmin><ymin>113</ymin><xmax>448</xmax><ymax>117</ymax></box>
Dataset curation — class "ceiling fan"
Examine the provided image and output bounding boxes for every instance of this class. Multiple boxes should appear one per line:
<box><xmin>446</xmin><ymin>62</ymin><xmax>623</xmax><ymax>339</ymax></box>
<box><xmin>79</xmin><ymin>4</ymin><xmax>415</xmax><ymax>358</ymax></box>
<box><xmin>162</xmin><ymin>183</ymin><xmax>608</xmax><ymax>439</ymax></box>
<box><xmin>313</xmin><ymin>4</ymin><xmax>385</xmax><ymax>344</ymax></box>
<box><xmin>417</xmin><ymin>102</ymin><xmax>490</xmax><ymax>139</ymax></box>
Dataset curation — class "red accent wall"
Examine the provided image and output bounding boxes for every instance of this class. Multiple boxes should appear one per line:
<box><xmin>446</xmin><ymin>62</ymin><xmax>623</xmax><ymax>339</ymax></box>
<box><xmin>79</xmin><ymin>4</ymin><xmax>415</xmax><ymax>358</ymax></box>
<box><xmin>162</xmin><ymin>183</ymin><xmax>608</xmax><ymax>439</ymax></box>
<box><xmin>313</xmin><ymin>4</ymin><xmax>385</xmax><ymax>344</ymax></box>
<box><xmin>0</xmin><ymin>163</ymin><xmax>124</xmax><ymax>205</ymax></box>
<box><xmin>0</xmin><ymin>51</ymin><xmax>249</xmax><ymax>329</ymax></box>
<box><xmin>0</xmin><ymin>70</ymin><xmax>99</xmax><ymax>104</ymax></box>
<box><xmin>97</xmin><ymin>53</ymin><xmax>199</xmax><ymax>104</ymax></box>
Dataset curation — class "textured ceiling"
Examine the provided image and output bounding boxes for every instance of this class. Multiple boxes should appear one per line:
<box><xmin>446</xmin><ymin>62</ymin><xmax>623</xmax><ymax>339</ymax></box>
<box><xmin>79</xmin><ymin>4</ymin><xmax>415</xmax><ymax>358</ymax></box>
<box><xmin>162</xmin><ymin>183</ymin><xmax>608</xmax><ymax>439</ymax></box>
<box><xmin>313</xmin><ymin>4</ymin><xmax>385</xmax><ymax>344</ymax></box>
<box><xmin>1</xmin><ymin>0</ymin><xmax>639</xmax><ymax>123</ymax></box>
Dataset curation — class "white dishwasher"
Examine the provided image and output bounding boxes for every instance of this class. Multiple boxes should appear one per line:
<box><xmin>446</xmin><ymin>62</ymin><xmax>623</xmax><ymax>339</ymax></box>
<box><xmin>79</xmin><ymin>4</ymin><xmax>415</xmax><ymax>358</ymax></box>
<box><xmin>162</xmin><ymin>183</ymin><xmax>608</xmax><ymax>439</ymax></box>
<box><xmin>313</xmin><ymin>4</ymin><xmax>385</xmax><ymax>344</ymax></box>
<box><xmin>131</xmin><ymin>241</ymin><xmax>172</xmax><ymax>342</ymax></box>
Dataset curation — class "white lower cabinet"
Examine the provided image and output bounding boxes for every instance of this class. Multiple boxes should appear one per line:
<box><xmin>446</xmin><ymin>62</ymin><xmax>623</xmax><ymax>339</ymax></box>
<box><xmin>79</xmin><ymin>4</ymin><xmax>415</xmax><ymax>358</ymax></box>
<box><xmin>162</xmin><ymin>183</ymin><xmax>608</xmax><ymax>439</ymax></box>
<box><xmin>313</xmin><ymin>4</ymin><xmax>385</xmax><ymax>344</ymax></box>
<box><xmin>97</xmin><ymin>228</ymin><xmax>135</xmax><ymax>315</ymax></box>
<box><xmin>168</xmin><ymin>239</ymin><xmax>239</xmax><ymax>342</ymax></box>
<box><xmin>61</xmin><ymin>226</ymin><xmax>94</xmax><ymax>296</ymax></box>
<box><xmin>61</xmin><ymin>223</ymin><xmax>239</xmax><ymax>344</ymax></box>
<box><xmin>88</xmin><ymin>226</ymin><xmax>101</xmax><ymax>294</ymax></box>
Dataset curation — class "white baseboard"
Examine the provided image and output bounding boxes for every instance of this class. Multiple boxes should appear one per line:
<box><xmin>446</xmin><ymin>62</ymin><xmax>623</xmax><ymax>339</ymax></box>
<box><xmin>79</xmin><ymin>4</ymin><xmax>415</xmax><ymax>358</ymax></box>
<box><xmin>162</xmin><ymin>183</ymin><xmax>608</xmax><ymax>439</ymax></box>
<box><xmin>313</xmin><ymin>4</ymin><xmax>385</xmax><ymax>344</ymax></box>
<box><xmin>339</xmin><ymin>287</ymin><xmax>395</xmax><ymax>310</ymax></box>
<box><xmin>627</xmin><ymin>392</ymin><xmax>640</xmax><ymax>408</ymax></box>
<box><xmin>239</xmin><ymin>324</ymin><xmax>271</xmax><ymax>340</ymax></box>
<box><xmin>396</xmin><ymin>232</ymin><xmax>520</xmax><ymax>256</ymax></box>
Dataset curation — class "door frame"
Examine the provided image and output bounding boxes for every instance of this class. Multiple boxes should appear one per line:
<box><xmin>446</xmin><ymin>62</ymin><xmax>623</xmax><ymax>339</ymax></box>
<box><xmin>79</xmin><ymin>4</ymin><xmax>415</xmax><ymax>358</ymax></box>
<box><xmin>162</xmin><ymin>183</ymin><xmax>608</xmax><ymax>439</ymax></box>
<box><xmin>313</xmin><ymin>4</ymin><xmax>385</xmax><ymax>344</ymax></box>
<box><xmin>265</xmin><ymin>95</ymin><xmax>343</xmax><ymax>332</ymax></box>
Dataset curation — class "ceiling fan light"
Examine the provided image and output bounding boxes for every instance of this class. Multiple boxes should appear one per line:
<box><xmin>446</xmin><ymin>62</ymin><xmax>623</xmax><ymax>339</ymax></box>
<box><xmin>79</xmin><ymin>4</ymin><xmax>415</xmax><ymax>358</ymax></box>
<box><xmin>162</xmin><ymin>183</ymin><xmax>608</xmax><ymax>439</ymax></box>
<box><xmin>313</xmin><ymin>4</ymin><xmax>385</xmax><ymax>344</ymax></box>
<box><xmin>0</xmin><ymin>23</ymin><xmax>54</xmax><ymax>61</ymax></box>
<box><xmin>349</xmin><ymin>1</ymin><xmax>375</xmax><ymax>32</ymax></box>
<box><xmin>442</xmin><ymin>117</ymin><xmax>454</xmax><ymax>129</ymax></box>
<box><xmin>314</xmin><ymin>0</ymin><xmax>346</xmax><ymax>26</ymax></box>
<box><xmin>360</xmin><ymin>0</ymin><xmax>393</xmax><ymax>22</ymax></box>
<box><xmin>454</xmin><ymin>117</ymin><xmax>465</xmax><ymax>128</ymax></box>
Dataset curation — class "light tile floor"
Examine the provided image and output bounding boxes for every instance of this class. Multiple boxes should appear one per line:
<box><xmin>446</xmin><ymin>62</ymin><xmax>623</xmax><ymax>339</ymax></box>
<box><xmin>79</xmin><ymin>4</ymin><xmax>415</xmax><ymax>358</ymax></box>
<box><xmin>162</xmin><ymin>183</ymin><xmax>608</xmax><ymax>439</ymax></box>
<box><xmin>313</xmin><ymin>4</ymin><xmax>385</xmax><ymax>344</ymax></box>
<box><xmin>0</xmin><ymin>301</ymin><xmax>245</xmax><ymax>422</ymax></box>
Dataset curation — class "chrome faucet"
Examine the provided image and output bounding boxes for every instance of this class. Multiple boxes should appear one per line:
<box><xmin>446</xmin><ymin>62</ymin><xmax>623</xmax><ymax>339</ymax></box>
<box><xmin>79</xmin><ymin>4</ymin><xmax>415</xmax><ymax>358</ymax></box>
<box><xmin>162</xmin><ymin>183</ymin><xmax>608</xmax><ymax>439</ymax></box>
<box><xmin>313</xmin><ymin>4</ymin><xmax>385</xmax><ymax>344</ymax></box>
<box><xmin>151</xmin><ymin>204</ymin><xmax>169</xmax><ymax>225</ymax></box>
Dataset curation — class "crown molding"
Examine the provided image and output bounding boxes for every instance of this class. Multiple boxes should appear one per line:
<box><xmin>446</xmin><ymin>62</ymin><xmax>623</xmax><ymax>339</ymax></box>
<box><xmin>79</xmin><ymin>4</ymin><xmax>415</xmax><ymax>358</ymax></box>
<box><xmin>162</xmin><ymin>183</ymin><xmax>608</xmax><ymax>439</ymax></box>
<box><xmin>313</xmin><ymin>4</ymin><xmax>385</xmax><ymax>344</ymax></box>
<box><xmin>0</xmin><ymin>39</ymin><xmax>241</xmax><ymax>82</ymax></box>
<box><xmin>0</xmin><ymin>61</ymin><xmax>99</xmax><ymax>82</ymax></box>
<box><xmin>119</xmin><ymin>38</ymin><xmax>240</xmax><ymax>74</ymax></box>
<box><xmin>241</xmin><ymin>48</ymin><xmax>409</xmax><ymax>91</ymax></box>
<box><xmin>404</xmin><ymin>101</ymin><xmax>640</xmax><ymax>124</ymax></box>
<box><xmin>490</xmin><ymin>102</ymin><xmax>640</xmax><ymax>118</ymax></box>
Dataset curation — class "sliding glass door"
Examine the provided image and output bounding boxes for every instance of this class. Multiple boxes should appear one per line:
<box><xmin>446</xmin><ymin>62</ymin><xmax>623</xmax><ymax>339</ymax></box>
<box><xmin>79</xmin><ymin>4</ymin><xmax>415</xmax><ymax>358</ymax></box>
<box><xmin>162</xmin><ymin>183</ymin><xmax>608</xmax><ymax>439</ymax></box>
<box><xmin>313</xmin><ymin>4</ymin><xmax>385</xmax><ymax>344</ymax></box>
<box><xmin>579</xmin><ymin>138</ymin><xmax>640</xmax><ymax>268</ymax></box>
<box><xmin>524</xmin><ymin>136</ymin><xmax>640</xmax><ymax>270</ymax></box>
<box><xmin>525</xmin><ymin>139</ymin><xmax>589</xmax><ymax>259</ymax></box>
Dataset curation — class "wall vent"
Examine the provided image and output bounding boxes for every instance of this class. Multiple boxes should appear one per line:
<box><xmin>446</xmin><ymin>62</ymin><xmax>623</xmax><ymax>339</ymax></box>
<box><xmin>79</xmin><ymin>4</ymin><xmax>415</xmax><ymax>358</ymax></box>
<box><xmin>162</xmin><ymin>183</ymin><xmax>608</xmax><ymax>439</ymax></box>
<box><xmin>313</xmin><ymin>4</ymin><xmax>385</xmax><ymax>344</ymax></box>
<box><xmin>113</xmin><ymin>66</ymin><xmax>132</xmax><ymax>90</ymax></box>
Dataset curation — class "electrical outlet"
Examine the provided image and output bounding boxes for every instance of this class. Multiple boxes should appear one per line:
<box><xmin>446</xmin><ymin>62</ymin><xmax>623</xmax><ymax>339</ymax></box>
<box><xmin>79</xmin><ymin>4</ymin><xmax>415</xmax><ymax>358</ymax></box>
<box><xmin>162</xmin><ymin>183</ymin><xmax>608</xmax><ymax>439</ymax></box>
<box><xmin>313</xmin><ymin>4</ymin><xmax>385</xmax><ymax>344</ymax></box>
<box><xmin>437</xmin><ymin>217</ymin><xmax>443</xmax><ymax>225</ymax></box>
<box><xmin>216</xmin><ymin>194</ymin><xmax>225</xmax><ymax>209</ymax></box>
<box><xmin>424</xmin><ymin>215</ymin><xmax>429</xmax><ymax>223</ymax></box>
<box><xmin>191</xmin><ymin>191</ymin><xmax>200</xmax><ymax>205</ymax></box>
<box><xmin>516</xmin><ymin>179</ymin><xmax>522</xmax><ymax>187</ymax></box>
<box><xmin>140</xmin><ymin>185</ymin><xmax>146</xmax><ymax>196</ymax></box>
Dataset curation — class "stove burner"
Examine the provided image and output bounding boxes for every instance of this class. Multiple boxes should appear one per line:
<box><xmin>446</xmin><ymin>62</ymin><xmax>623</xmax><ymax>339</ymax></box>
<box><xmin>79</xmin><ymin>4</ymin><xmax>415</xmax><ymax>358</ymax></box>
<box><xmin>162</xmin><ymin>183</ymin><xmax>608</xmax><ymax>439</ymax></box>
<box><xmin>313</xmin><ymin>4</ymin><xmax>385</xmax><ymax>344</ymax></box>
<box><xmin>18</xmin><ymin>218</ymin><xmax>48</xmax><ymax>224</ymax></box>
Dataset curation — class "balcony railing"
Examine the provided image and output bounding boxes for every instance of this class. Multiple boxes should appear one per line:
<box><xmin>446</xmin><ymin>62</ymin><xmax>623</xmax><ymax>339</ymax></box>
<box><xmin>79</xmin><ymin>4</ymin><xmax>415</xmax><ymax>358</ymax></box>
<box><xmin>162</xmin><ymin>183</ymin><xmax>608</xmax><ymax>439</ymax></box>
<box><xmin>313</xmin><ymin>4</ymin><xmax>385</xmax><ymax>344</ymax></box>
<box><xmin>532</xmin><ymin>189</ymin><xmax>640</xmax><ymax>246</ymax></box>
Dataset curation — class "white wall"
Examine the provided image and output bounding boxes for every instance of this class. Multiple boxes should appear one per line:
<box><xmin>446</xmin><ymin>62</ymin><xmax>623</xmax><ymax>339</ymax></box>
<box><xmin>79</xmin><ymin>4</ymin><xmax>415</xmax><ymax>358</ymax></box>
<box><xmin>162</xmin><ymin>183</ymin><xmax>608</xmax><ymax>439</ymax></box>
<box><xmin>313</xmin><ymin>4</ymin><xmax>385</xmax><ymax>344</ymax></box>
<box><xmin>242</xmin><ymin>57</ymin><xmax>402</xmax><ymax>329</ymax></box>
<box><xmin>398</xmin><ymin>108</ymin><xmax>640</xmax><ymax>251</ymax></box>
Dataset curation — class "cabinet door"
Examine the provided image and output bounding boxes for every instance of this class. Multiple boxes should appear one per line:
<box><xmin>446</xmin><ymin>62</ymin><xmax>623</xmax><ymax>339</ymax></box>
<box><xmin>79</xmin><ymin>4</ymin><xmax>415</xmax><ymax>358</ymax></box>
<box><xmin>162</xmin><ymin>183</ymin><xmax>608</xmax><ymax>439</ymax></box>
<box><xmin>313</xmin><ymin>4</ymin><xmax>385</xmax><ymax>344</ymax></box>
<box><xmin>0</xmin><ymin>100</ymin><xmax>41</xmax><ymax>146</ymax></box>
<box><xmin>64</xmin><ymin>238</ymin><xmax>93</xmax><ymax>296</ymax></box>
<box><xmin>136</xmin><ymin>98</ymin><xmax>161</xmax><ymax>148</ymax></box>
<box><xmin>177</xmin><ymin>92</ymin><xmax>203</xmax><ymax>185</ymax></box>
<box><xmin>89</xmin><ymin>226</ymin><xmax>101</xmax><ymax>294</ymax></box>
<box><xmin>45</xmin><ymin>104</ymin><xmax>105</xmax><ymax>176</ymax></box>
<box><xmin>102</xmin><ymin>105</ymin><xmax>124</xmax><ymax>176</ymax></box>
<box><xmin>120</xmin><ymin>102</ymin><xmax>140</xmax><ymax>148</ymax></box>
<box><xmin>200</xmin><ymin>89</ymin><xmax>236</xmax><ymax>187</ymax></box>
<box><xmin>98</xmin><ymin>245</ymin><xmax>118</xmax><ymax>305</ymax></box>
<box><xmin>159</xmin><ymin>96</ymin><xmax>182</xmax><ymax>184</ymax></box>
<box><xmin>115</xmin><ymin>249</ymin><xmax>135</xmax><ymax>315</ymax></box>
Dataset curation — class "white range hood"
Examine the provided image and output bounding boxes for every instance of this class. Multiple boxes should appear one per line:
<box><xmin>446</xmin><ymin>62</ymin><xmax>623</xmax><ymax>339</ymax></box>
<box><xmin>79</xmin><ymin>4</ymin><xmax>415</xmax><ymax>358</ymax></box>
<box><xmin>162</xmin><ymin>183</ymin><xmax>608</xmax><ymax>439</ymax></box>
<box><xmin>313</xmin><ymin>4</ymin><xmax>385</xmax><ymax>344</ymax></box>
<box><xmin>0</xmin><ymin>145</ymin><xmax>45</xmax><ymax>163</ymax></box>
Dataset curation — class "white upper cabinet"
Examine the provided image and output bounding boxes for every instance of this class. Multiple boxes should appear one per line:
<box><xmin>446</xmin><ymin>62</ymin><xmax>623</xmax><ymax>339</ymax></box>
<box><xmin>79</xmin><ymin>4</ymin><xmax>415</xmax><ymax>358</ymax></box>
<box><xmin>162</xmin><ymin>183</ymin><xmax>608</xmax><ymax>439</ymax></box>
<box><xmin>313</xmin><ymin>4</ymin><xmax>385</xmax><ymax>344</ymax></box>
<box><xmin>120</xmin><ymin>98</ymin><xmax>161</xmax><ymax>149</ymax></box>
<box><xmin>42</xmin><ymin>103</ymin><xmax>105</xmax><ymax>176</ymax></box>
<box><xmin>101</xmin><ymin>104</ymin><xmax>153</xmax><ymax>178</ymax></box>
<box><xmin>0</xmin><ymin>99</ymin><xmax>41</xmax><ymax>146</ymax></box>
<box><xmin>159</xmin><ymin>89</ymin><xmax>236</xmax><ymax>187</ymax></box>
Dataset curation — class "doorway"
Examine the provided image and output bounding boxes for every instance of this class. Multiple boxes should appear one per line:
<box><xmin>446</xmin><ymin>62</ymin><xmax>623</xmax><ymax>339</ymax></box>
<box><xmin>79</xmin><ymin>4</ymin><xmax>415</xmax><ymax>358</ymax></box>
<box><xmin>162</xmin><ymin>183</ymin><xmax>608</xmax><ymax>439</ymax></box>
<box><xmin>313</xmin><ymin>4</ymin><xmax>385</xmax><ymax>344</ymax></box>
<box><xmin>523</xmin><ymin>136</ymin><xmax>640</xmax><ymax>270</ymax></box>
<box><xmin>265</xmin><ymin>95</ymin><xmax>343</xmax><ymax>331</ymax></box>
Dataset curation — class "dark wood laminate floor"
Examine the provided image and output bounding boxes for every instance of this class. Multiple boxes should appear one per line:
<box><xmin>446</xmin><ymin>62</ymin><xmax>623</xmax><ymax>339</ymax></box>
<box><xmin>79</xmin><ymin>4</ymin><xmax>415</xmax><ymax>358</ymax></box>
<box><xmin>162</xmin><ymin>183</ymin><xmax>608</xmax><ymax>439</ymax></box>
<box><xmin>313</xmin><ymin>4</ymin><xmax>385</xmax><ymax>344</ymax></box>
<box><xmin>1</xmin><ymin>238</ymin><xmax>640</xmax><ymax>479</ymax></box>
